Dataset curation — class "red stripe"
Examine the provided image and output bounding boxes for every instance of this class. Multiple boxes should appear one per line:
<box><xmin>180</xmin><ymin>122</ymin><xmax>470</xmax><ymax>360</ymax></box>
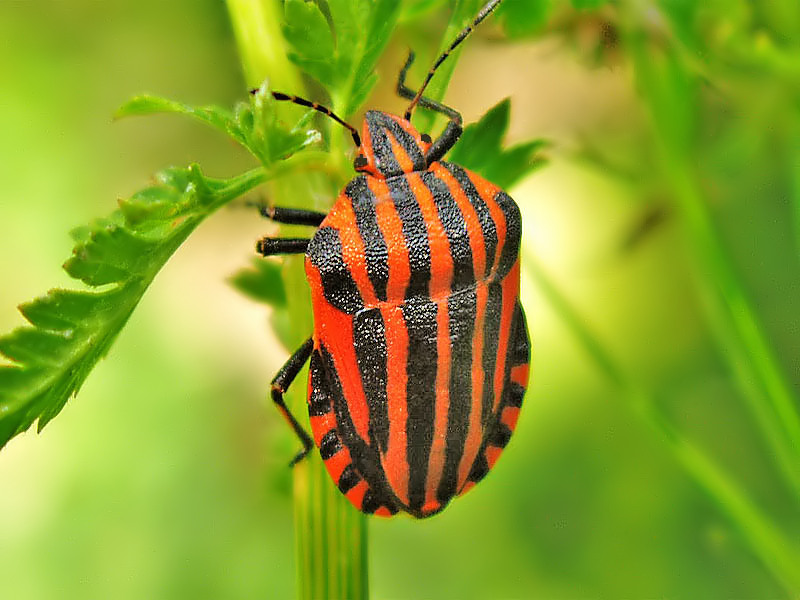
<box><xmin>459</xmin><ymin>480</ymin><xmax>477</xmax><ymax>496</ymax></box>
<box><xmin>501</xmin><ymin>406</ymin><xmax>521</xmax><ymax>431</ymax></box>
<box><xmin>366</xmin><ymin>177</ymin><xmax>411</xmax><ymax>304</ymax></box>
<box><xmin>359</xmin><ymin>120</ymin><xmax>381</xmax><ymax>178</ymax></box>
<box><xmin>472</xmin><ymin>174</ymin><xmax>506</xmax><ymax>276</ymax></box>
<box><xmin>306</xmin><ymin>261</ymin><xmax>371</xmax><ymax>443</ymax></box>
<box><xmin>387</xmin><ymin>128</ymin><xmax>416</xmax><ymax>174</ymax></box>
<box><xmin>327</xmin><ymin>195</ymin><xmax>379</xmax><ymax>307</ymax></box>
<box><xmin>409</xmin><ymin>169</ymin><xmax>455</xmax><ymax>511</ymax></box>
<box><xmin>345</xmin><ymin>479</ymin><xmax>369</xmax><ymax>510</ymax></box>
<box><xmin>323</xmin><ymin>447</ymin><xmax>352</xmax><ymax>483</ymax></box>
<box><xmin>431</xmin><ymin>163</ymin><xmax>488</xmax><ymax>281</ymax></box>
<box><xmin>511</xmin><ymin>363</ymin><xmax>529</xmax><ymax>387</ymax></box>
<box><xmin>408</xmin><ymin>172</ymin><xmax>454</xmax><ymax>298</ymax></box>
<box><xmin>486</xmin><ymin>445</ymin><xmax>503</xmax><ymax>469</ymax></box>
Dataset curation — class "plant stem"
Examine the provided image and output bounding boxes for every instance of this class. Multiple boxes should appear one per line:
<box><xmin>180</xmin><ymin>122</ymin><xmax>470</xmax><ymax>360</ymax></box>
<box><xmin>523</xmin><ymin>250</ymin><xmax>800</xmax><ymax>595</ymax></box>
<box><xmin>226</xmin><ymin>0</ymin><xmax>303</xmax><ymax>92</ymax></box>
<box><xmin>226</xmin><ymin>2</ymin><xmax>368</xmax><ymax>598</ymax></box>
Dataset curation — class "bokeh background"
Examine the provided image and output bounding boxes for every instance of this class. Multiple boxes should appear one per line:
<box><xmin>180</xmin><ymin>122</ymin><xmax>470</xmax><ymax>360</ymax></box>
<box><xmin>1</xmin><ymin>1</ymin><xmax>799</xmax><ymax>598</ymax></box>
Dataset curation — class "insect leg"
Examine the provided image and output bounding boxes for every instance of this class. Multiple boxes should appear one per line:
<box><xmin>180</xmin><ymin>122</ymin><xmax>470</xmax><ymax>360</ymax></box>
<box><xmin>256</xmin><ymin>237</ymin><xmax>310</xmax><ymax>256</ymax></box>
<box><xmin>425</xmin><ymin>120</ymin><xmax>463</xmax><ymax>165</ymax></box>
<box><xmin>396</xmin><ymin>51</ymin><xmax>463</xmax><ymax>124</ymax></box>
<box><xmin>257</xmin><ymin>204</ymin><xmax>326</xmax><ymax>227</ymax></box>
<box><xmin>271</xmin><ymin>337</ymin><xmax>315</xmax><ymax>466</ymax></box>
<box><xmin>394</xmin><ymin>53</ymin><xmax>464</xmax><ymax>164</ymax></box>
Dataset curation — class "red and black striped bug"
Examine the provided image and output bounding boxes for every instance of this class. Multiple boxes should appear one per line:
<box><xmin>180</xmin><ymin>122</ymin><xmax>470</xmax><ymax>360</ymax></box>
<box><xmin>257</xmin><ymin>0</ymin><xmax>529</xmax><ymax>518</ymax></box>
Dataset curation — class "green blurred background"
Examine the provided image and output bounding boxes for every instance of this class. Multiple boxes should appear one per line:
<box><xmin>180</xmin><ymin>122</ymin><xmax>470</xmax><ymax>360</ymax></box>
<box><xmin>1</xmin><ymin>1</ymin><xmax>798</xmax><ymax>598</ymax></box>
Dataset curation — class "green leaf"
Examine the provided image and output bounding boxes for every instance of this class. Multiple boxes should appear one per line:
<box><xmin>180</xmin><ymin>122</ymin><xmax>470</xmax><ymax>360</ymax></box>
<box><xmin>115</xmin><ymin>95</ymin><xmax>238</xmax><ymax>141</ymax></box>
<box><xmin>482</xmin><ymin>139</ymin><xmax>548</xmax><ymax>189</ymax></box>
<box><xmin>448</xmin><ymin>98</ymin><xmax>548</xmax><ymax>189</ymax></box>
<box><xmin>327</xmin><ymin>0</ymin><xmax>362</xmax><ymax>79</ymax></box>
<box><xmin>341</xmin><ymin>0</ymin><xmax>402</xmax><ymax>116</ymax></box>
<box><xmin>242</xmin><ymin>84</ymin><xmax>323</xmax><ymax>165</ymax></box>
<box><xmin>229</xmin><ymin>258</ymin><xmax>287</xmax><ymax>307</ymax></box>
<box><xmin>282</xmin><ymin>0</ymin><xmax>338</xmax><ymax>87</ymax></box>
<box><xmin>0</xmin><ymin>165</ymin><xmax>266</xmax><ymax>449</ymax></box>
<box><xmin>450</xmin><ymin>98</ymin><xmax>510</xmax><ymax>166</ymax></box>
<box><xmin>116</xmin><ymin>89</ymin><xmax>321</xmax><ymax>169</ymax></box>
<box><xmin>278</xmin><ymin>0</ymin><xmax>400</xmax><ymax>117</ymax></box>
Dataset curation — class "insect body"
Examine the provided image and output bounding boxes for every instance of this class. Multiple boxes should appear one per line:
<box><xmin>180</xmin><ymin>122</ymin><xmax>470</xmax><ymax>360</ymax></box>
<box><xmin>260</xmin><ymin>0</ymin><xmax>530</xmax><ymax>518</ymax></box>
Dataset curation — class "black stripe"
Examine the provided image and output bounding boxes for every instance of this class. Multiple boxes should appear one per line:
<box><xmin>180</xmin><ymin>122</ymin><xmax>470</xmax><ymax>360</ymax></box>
<box><xmin>401</xmin><ymin>296</ymin><xmax>438</xmax><ymax>512</ymax></box>
<box><xmin>464</xmin><ymin>303</ymin><xmax>528</xmax><ymax>489</ymax></box>
<box><xmin>352</xmin><ymin>308</ymin><xmax>389</xmax><ymax>453</ymax></box>
<box><xmin>443</xmin><ymin>163</ymin><xmax>498</xmax><ymax>281</ymax></box>
<box><xmin>421</xmin><ymin>171</ymin><xmax>475</xmax><ymax>291</ymax></box>
<box><xmin>437</xmin><ymin>288</ymin><xmax>478</xmax><ymax>505</ymax></box>
<box><xmin>488</xmin><ymin>424</ymin><xmax>512</xmax><ymax>449</ymax></box>
<box><xmin>338</xmin><ymin>463</ymin><xmax>360</xmax><ymax>493</ymax></box>
<box><xmin>386</xmin><ymin>176</ymin><xmax>431</xmax><ymax>299</ymax></box>
<box><xmin>511</xmin><ymin>302</ymin><xmax>530</xmax><ymax>367</ymax></box>
<box><xmin>365</xmin><ymin>111</ymin><xmax>426</xmax><ymax>177</ymax></box>
<box><xmin>506</xmin><ymin>382</ymin><xmax>525</xmax><ymax>409</ymax></box>
<box><xmin>361</xmin><ymin>489</ymin><xmax>381</xmax><ymax>514</ymax></box>
<box><xmin>386</xmin><ymin>118</ymin><xmax>425</xmax><ymax>171</ymax></box>
<box><xmin>494</xmin><ymin>191</ymin><xmax>522</xmax><ymax>280</ymax></box>
<box><xmin>367</xmin><ymin>112</ymin><xmax>402</xmax><ymax>176</ymax></box>
<box><xmin>307</xmin><ymin>227</ymin><xmax>364</xmax><ymax>314</ymax></box>
<box><xmin>318</xmin><ymin>344</ymin><xmax>400</xmax><ymax>514</ymax></box>
<box><xmin>346</xmin><ymin>177</ymin><xmax>389</xmax><ymax>302</ymax></box>
<box><xmin>319</xmin><ymin>429</ymin><xmax>342</xmax><ymax>460</ymax></box>
<box><xmin>308</xmin><ymin>351</ymin><xmax>331</xmax><ymax>416</ymax></box>
<box><xmin>467</xmin><ymin>451</ymin><xmax>489</xmax><ymax>485</ymax></box>
<box><xmin>480</xmin><ymin>281</ymin><xmax>503</xmax><ymax>427</ymax></box>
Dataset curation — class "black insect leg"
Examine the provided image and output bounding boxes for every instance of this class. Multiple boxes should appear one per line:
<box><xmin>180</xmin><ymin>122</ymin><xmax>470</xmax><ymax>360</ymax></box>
<box><xmin>254</xmin><ymin>202</ymin><xmax>323</xmax><ymax>256</ymax></box>
<box><xmin>396</xmin><ymin>51</ymin><xmax>463</xmax><ymax>124</ymax></box>
<box><xmin>271</xmin><ymin>337</ymin><xmax>315</xmax><ymax>466</ymax></box>
<box><xmin>424</xmin><ymin>120</ymin><xmax>463</xmax><ymax>165</ymax></box>
<box><xmin>395</xmin><ymin>51</ymin><xmax>464</xmax><ymax>165</ymax></box>
<box><xmin>256</xmin><ymin>237</ymin><xmax>310</xmax><ymax>256</ymax></box>
<box><xmin>258</xmin><ymin>204</ymin><xmax>326</xmax><ymax>227</ymax></box>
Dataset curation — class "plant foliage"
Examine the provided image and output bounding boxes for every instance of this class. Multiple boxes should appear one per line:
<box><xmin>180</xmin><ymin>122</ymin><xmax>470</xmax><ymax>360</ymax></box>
<box><xmin>0</xmin><ymin>2</ymin><xmax>546</xmax><ymax>455</ymax></box>
<box><xmin>0</xmin><ymin>86</ymin><xmax>321</xmax><ymax>449</ymax></box>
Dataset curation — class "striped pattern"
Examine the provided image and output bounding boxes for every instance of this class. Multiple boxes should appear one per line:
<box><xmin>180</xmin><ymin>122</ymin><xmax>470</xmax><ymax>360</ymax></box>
<box><xmin>305</xmin><ymin>160</ymin><xmax>530</xmax><ymax>518</ymax></box>
<box><xmin>356</xmin><ymin>111</ymin><xmax>429</xmax><ymax>179</ymax></box>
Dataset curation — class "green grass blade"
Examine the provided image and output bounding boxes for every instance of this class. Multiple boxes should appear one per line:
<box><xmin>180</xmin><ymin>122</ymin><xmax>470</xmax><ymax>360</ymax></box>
<box><xmin>624</xmin><ymin>20</ymin><xmax>800</xmax><ymax>497</ymax></box>
<box><xmin>522</xmin><ymin>249</ymin><xmax>800</xmax><ymax>595</ymax></box>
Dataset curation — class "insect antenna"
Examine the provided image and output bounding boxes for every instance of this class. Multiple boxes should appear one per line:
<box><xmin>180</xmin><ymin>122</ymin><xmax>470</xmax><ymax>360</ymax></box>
<box><xmin>250</xmin><ymin>88</ymin><xmax>361</xmax><ymax>147</ymax></box>
<box><xmin>405</xmin><ymin>0</ymin><xmax>503</xmax><ymax>122</ymax></box>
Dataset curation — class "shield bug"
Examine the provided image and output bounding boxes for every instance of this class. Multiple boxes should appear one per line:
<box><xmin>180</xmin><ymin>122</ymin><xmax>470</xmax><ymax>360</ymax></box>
<box><xmin>259</xmin><ymin>0</ymin><xmax>530</xmax><ymax>518</ymax></box>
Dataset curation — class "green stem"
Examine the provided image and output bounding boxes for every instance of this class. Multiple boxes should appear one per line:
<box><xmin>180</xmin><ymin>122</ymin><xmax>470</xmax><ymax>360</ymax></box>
<box><xmin>226</xmin><ymin>2</ymin><xmax>368</xmax><ymax>598</ymax></box>
<box><xmin>226</xmin><ymin>0</ymin><xmax>303</xmax><ymax>91</ymax></box>
<box><xmin>522</xmin><ymin>250</ymin><xmax>800</xmax><ymax>595</ymax></box>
